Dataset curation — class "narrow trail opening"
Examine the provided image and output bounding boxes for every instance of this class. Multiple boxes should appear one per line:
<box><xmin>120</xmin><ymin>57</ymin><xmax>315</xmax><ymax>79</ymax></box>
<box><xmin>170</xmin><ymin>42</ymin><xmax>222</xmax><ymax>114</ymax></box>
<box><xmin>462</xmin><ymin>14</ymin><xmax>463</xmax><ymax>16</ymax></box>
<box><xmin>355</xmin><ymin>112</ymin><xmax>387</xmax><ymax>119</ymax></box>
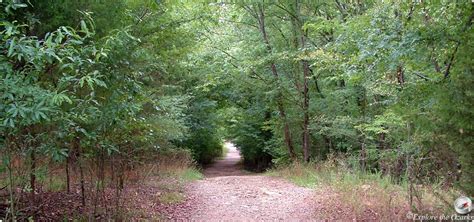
<box><xmin>175</xmin><ymin>142</ymin><xmax>320</xmax><ymax>221</ymax></box>
<box><xmin>204</xmin><ymin>142</ymin><xmax>247</xmax><ymax>178</ymax></box>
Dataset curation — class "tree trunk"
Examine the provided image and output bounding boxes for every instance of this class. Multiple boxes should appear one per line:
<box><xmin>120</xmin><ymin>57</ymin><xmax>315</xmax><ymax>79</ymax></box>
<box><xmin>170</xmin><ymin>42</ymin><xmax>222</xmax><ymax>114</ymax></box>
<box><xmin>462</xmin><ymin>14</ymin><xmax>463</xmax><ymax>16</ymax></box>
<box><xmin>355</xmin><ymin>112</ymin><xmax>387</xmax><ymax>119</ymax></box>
<box><xmin>66</xmin><ymin>155</ymin><xmax>70</xmax><ymax>193</ymax></box>
<box><xmin>360</xmin><ymin>141</ymin><xmax>366</xmax><ymax>171</ymax></box>
<box><xmin>6</xmin><ymin>136</ymin><xmax>16</xmax><ymax>221</ymax></box>
<box><xmin>30</xmin><ymin>147</ymin><xmax>36</xmax><ymax>205</ymax></box>
<box><xmin>256</xmin><ymin>4</ymin><xmax>296</xmax><ymax>160</ymax></box>
<box><xmin>79</xmin><ymin>159</ymin><xmax>85</xmax><ymax>207</ymax></box>
<box><xmin>299</xmin><ymin>29</ymin><xmax>311</xmax><ymax>162</ymax></box>
<box><xmin>291</xmin><ymin>0</ymin><xmax>311</xmax><ymax>162</ymax></box>
<box><xmin>397</xmin><ymin>65</ymin><xmax>404</xmax><ymax>86</ymax></box>
<box><xmin>74</xmin><ymin>137</ymin><xmax>86</xmax><ymax>207</ymax></box>
<box><xmin>111</xmin><ymin>156</ymin><xmax>121</xmax><ymax>218</ymax></box>
<box><xmin>302</xmin><ymin>59</ymin><xmax>310</xmax><ymax>162</ymax></box>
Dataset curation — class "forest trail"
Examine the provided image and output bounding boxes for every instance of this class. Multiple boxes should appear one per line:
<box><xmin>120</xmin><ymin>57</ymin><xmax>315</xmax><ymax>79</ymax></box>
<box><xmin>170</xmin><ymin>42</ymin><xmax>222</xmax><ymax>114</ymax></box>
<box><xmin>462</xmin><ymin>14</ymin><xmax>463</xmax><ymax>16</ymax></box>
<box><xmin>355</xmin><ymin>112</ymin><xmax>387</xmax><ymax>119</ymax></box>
<box><xmin>177</xmin><ymin>142</ymin><xmax>319</xmax><ymax>221</ymax></box>
<box><xmin>203</xmin><ymin>142</ymin><xmax>246</xmax><ymax>177</ymax></box>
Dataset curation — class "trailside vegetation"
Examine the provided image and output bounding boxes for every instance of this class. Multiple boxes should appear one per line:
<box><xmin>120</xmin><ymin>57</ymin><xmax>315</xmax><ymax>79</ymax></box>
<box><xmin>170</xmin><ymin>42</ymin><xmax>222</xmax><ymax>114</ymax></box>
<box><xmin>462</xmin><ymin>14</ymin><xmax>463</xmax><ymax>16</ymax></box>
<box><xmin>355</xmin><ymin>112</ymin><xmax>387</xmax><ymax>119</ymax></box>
<box><xmin>0</xmin><ymin>0</ymin><xmax>472</xmax><ymax>220</ymax></box>
<box><xmin>0</xmin><ymin>1</ymin><xmax>220</xmax><ymax>220</ymax></box>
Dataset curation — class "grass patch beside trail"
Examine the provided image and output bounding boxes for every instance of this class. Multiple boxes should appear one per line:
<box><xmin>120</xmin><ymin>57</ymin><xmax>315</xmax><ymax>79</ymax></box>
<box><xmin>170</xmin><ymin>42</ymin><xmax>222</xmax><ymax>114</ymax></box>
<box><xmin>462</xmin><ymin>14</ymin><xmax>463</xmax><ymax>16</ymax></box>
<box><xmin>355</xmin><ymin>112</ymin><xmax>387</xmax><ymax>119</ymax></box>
<box><xmin>159</xmin><ymin>191</ymin><xmax>186</xmax><ymax>205</ymax></box>
<box><xmin>44</xmin><ymin>175</ymin><xmax>67</xmax><ymax>192</ymax></box>
<box><xmin>267</xmin><ymin>159</ymin><xmax>461</xmax><ymax>221</ymax></box>
<box><xmin>181</xmin><ymin>168</ymin><xmax>203</xmax><ymax>181</ymax></box>
<box><xmin>266</xmin><ymin>162</ymin><xmax>319</xmax><ymax>188</ymax></box>
<box><xmin>150</xmin><ymin>148</ymin><xmax>204</xmax><ymax>182</ymax></box>
<box><xmin>154</xmin><ymin>166</ymin><xmax>203</xmax><ymax>182</ymax></box>
<box><xmin>145</xmin><ymin>161</ymin><xmax>203</xmax><ymax>205</ymax></box>
<box><xmin>140</xmin><ymin>150</ymin><xmax>204</xmax><ymax>207</ymax></box>
<box><xmin>121</xmin><ymin>149</ymin><xmax>204</xmax><ymax>219</ymax></box>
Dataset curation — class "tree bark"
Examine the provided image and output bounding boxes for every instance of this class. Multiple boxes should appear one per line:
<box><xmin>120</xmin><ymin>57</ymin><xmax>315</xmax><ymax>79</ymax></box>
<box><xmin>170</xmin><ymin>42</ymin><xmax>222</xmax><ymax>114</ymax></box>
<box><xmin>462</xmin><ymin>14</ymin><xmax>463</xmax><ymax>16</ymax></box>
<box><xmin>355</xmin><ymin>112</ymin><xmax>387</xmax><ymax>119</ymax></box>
<box><xmin>360</xmin><ymin>141</ymin><xmax>367</xmax><ymax>171</ymax></box>
<box><xmin>299</xmin><ymin>33</ymin><xmax>310</xmax><ymax>162</ymax></box>
<box><xmin>291</xmin><ymin>0</ymin><xmax>311</xmax><ymax>162</ymax></box>
<box><xmin>302</xmin><ymin>59</ymin><xmax>310</xmax><ymax>162</ymax></box>
<box><xmin>30</xmin><ymin>149</ymin><xmax>36</xmax><ymax>202</ymax></box>
<box><xmin>256</xmin><ymin>4</ymin><xmax>296</xmax><ymax>160</ymax></box>
<box><xmin>397</xmin><ymin>65</ymin><xmax>404</xmax><ymax>86</ymax></box>
<box><xmin>6</xmin><ymin>135</ymin><xmax>16</xmax><ymax>221</ymax></box>
<box><xmin>66</xmin><ymin>155</ymin><xmax>70</xmax><ymax>193</ymax></box>
<box><xmin>28</xmin><ymin>127</ymin><xmax>37</xmax><ymax>209</ymax></box>
<box><xmin>74</xmin><ymin>136</ymin><xmax>86</xmax><ymax>207</ymax></box>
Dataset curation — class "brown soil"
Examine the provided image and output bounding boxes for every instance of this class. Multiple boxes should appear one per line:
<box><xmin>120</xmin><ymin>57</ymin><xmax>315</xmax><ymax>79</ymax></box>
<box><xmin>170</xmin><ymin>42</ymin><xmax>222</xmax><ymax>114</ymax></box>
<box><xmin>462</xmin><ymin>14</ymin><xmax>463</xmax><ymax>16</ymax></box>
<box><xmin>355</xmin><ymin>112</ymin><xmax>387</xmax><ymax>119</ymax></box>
<box><xmin>172</xmin><ymin>142</ymin><xmax>320</xmax><ymax>221</ymax></box>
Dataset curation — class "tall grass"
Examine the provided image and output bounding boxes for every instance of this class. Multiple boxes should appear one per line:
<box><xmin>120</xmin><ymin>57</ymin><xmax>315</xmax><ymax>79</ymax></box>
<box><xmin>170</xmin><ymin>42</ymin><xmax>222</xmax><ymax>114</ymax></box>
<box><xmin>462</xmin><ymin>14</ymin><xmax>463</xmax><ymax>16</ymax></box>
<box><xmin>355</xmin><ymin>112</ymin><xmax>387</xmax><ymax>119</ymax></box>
<box><xmin>267</xmin><ymin>156</ymin><xmax>458</xmax><ymax>221</ymax></box>
<box><xmin>144</xmin><ymin>149</ymin><xmax>203</xmax><ymax>181</ymax></box>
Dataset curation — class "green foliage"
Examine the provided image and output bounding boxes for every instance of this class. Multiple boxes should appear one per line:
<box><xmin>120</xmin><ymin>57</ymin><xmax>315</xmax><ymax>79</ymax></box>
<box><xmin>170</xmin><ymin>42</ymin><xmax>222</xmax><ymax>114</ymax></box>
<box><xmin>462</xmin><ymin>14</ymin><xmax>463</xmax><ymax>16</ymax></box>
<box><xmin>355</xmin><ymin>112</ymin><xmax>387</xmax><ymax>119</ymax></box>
<box><xmin>0</xmin><ymin>1</ymin><xmax>223</xmax><ymax>219</ymax></box>
<box><xmin>227</xmin><ymin>102</ymin><xmax>275</xmax><ymax>171</ymax></box>
<box><xmin>189</xmin><ymin>1</ymin><xmax>473</xmax><ymax>196</ymax></box>
<box><xmin>182</xmin><ymin>129</ymin><xmax>222</xmax><ymax>165</ymax></box>
<box><xmin>0</xmin><ymin>0</ymin><xmax>472</xmax><ymax>219</ymax></box>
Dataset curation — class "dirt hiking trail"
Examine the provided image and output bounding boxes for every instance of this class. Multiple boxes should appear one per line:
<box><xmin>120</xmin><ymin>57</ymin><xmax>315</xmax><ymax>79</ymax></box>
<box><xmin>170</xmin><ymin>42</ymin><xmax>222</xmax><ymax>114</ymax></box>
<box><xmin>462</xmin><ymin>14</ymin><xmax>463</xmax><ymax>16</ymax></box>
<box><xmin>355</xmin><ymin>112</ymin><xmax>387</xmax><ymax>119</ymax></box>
<box><xmin>176</xmin><ymin>142</ymin><xmax>319</xmax><ymax>221</ymax></box>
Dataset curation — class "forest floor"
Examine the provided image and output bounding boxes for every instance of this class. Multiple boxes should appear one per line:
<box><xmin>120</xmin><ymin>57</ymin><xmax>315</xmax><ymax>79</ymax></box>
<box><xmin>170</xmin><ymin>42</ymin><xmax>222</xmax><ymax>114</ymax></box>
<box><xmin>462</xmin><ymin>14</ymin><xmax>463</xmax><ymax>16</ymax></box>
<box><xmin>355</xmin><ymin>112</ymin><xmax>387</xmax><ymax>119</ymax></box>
<box><xmin>170</xmin><ymin>142</ymin><xmax>321</xmax><ymax>221</ymax></box>
<box><xmin>15</xmin><ymin>142</ymin><xmax>411</xmax><ymax>221</ymax></box>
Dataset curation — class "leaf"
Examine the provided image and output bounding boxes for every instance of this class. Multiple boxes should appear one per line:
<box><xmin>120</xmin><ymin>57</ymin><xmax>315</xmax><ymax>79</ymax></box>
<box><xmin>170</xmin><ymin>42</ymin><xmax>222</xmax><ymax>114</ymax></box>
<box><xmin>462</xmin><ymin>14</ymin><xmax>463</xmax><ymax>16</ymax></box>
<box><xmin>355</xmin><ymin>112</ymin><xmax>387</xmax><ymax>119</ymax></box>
<box><xmin>3</xmin><ymin>118</ymin><xmax>15</xmax><ymax>128</ymax></box>
<box><xmin>38</xmin><ymin>111</ymin><xmax>48</xmax><ymax>120</ymax></box>
<box><xmin>8</xmin><ymin>38</ymin><xmax>15</xmax><ymax>56</ymax></box>
<box><xmin>12</xmin><ymin>3</ymin><xmax>28</xmax><ymax>9</ymax></box>
<box><xmin>79</xmin><ymin>77</ymin><xmax>85</xmax><ymax>88</ymax></box>
<box><xmin>51</xmin><ymin>148</ymin><xmax>68</xmax><ymax>162</ymax></box>
<box><xmin>107</xmin><ymin>146</ymin><xmax>120</xmax><ymax>155</ymax></box>
<box><xmin>80</xmin><ymin>20</ymin><xmax>89</xmax><ymax>35</ymax></box>
<box><xmin>94</xmin><ymin>79</ymin><xmax>107</xmax><ymax>88</ymax></box>
<box><xmin>52</xmin><ymin>92</ymin><xmax>72</xmax><ymax>106</ymax></box>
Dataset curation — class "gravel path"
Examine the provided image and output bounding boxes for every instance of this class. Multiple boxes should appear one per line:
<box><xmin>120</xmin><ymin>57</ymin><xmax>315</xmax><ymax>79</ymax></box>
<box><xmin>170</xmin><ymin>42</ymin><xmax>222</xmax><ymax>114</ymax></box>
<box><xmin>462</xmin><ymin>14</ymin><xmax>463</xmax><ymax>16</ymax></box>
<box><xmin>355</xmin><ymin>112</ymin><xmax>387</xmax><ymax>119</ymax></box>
<box><xmin>177</xmin><ymin>142</ymin><xmax>319</xmax><ymax>221</ymax></box>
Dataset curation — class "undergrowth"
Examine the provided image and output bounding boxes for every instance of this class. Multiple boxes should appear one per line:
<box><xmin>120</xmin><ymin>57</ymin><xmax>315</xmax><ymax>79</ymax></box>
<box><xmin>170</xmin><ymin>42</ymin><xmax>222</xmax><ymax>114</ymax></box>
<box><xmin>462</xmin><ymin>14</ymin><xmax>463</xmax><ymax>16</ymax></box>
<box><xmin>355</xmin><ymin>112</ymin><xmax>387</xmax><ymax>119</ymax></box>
<box><xmin>267</xmin><ymin>156</ymin><xmax>461</xmax><ymax>221</ymax></box>
<box><xmin>32</xmin><ymin>148</ymin><xmax>204</xmax><ymax>221</ymax></box>
<box><xmin>149</xmin><ymin>149</ymin><xmax>203</xmax><ymax>182</ymax></box>
<box><xmin>158</xmin><ymin>192</ymin><xmax>186</xmax><ymax>205</ymax></box>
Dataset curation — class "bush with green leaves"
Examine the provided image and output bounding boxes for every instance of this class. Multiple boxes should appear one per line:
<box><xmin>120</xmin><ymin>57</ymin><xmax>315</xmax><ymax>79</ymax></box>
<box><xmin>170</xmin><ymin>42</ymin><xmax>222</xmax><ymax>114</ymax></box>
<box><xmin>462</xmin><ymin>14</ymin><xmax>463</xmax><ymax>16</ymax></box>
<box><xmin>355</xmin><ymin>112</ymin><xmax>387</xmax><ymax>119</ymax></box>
<box><xmin>0</xmin><ymin>1</ymin><xmax>226</xmax><ymax>219</ymax></box>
